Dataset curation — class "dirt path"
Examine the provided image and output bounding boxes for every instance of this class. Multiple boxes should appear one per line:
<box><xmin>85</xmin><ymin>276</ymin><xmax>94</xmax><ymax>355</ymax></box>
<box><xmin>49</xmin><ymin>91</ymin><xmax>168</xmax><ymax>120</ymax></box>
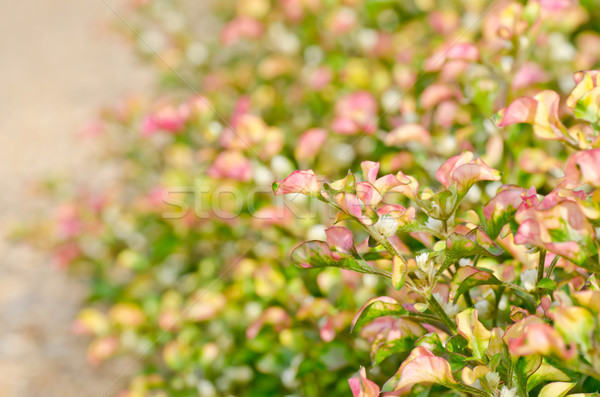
<box><xmin>0</xmin><ymin>1</ymin><xmax>152</xmax><ymax>395</ymax></box>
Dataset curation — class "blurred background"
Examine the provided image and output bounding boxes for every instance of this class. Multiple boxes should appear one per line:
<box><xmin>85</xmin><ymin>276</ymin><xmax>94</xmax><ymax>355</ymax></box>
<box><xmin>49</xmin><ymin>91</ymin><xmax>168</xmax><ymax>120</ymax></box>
<box><xmin>0</xmin><ymin>0</ymin><xmax>151</xmax><ymax>395</ymax></box>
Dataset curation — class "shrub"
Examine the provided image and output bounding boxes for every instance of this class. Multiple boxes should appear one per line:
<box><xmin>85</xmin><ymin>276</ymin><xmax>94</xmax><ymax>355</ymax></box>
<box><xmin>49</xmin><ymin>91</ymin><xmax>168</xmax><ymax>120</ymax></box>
<box><xmin>19</xmin><ymin>0</ymin><xmax>600</xmax><ymax>396</ymax></box>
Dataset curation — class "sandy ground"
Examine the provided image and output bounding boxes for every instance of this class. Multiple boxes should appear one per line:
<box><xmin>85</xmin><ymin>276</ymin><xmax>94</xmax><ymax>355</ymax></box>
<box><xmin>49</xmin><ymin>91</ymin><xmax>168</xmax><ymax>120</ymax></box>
<box><xmin>0</xmin><ymin>0</ymin><xmax>153</xmax><ymax>395</ymax></box>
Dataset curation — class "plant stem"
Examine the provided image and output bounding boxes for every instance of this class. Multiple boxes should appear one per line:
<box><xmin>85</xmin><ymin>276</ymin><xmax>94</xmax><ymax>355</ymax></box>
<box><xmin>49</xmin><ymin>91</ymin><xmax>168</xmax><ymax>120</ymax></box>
<box><xmin>463</xmin><ymin>290</ymin><xmax>474</xmax><ymax>307</ymax></box>
<box><xmin>324</xmin><ymin>197</ymin><xmax>408</xmax><ymax>263</ymax></box>
<box><xmin>450</xmin><ymin>382</ymin><xmax>492</xmax><ymax>396</ymax></box>
<box><xmin>363</xmin><ymin>224</ymin><xmax>406</xmax><ymax>261</ymax></box>
<box><xmin>537</xmin><ymin>249</ymin><xmax>546</xmax><ymax>286</ymax></box>
<box><xmin>426</xmin><ymin>294</ymin><xmax>457</xmax><ymax>334</ymax></box>
<box><xmin>546</xmin><ymin>255</ymin><xmax>560</xmax><ymax>278</ymax></box>
<box><xmin>536</xmin><ymin>249</ymin><xmax>546</xmax><ymax>302</ymax></box>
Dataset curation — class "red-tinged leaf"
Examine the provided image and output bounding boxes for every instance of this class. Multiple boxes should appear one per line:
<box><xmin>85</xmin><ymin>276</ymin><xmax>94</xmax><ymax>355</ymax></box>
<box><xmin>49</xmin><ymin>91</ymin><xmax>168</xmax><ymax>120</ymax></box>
<box><xmin>383</xmin><ymin>347</ymin><xmax>457</xmax><ymax>392</ymax></box>
<box><xmin>349</xmin><ymin>366</ymin><xmax>380</xmax><ymax>397</ymax></box>
<box><xmin>496</xmin><ymin>96</ymin><xmax>537</xmax><ymax>126</ymax></box>
<box><xmin>361</xmin><ymin>161</ymin><xmax>380</xmax><ymax>184</ymax></box>
<box><xmin>452</xmin><ymin>159</ymin><xmax>501</xmax><ymax>192</ymax></box>
<box><xmin>325</xmin><ymin>226</ymin><xmax>355</xmax><ymax>254</ymax></box>
<box><xmin>290</xmin><ymin>240</ymin><xmax>390</xmax><ymax>277</ymax></box>
<box><xmin>551</xmin><ymin>306</ymin><xmax>595</xmax><ymax>351</ymax></box>
<box><xmin>539</xmin><ymin>0</ymin><xmax>575</xmax><ymax>11</ymax></box>
<box><xmin>295</xmin><ymin>128</ymin><xmax>327</xmax><ymax>161</ymax></box>
<box><xmin>436</xmin><ymin>152</ymin><xmax>501</xmax><ymax>193</ymax></box>
<box><xmin>352</xmin><ymin>297</ymin><xmax>409</xmax><ymax>332</ymax></box>
<box><xmin>385</xmin><ymin>123</ymin><xmax>431</xmax><ymax>146</ymax></box>
<box><xmin>442</xmin><ymin>227</ymin><xmax>503</xmax><ymax>272</ymax></box>
<box><xmin>290</xmin><ymin>240</ymin><xmax>333</xmax><ymax>269</ymax></box>
<box><xmin>356</xmin><ymin>182</ymin><xmax>383</xmax><ymax>206</ymax></box>
<box><xmin>505</xmin><ymin>319</ymin><xmax>577</xmax><ymax>360</ymax></box>
<box><xmin>370</xmin><ymin>319</ymin><xmax>426</xmax><ymax>366</ymax></box>
<box><xmin>483</xmin><ymin>186</ymin><xmax>527</xmax><ymax>239</ymax></box>
<box><xmin>335</xmin><ymin>192</ymin><xmax>365</xmax><ymax>220</ymax></box>
<box><xmin>437</xmin><ymin>151</ymin><xmax>475</xmax><ymax>189</ymax></box>
<box><xmin>563</xmin><ymin>148</ymin><xmax>600</xmax><ymax>188</ymax></box>
<box><xmin>496</xmin><ymin>91</ymin><xmax>566</xmax><ymax>141</ymax></box>
<box><xmin>453</xmin><ymin>269</ymin><xmax>502</xmax><ymax>303</ymax></box>
<box><xmin>273</xmin><ymin>170</ymin><xmax>320</xmax><ymax>195</ymax></box>
<box><xmin>373</xmin><ymin>174</ymin><xmax>406</xmax><ymax>195</ymax></box>
<box><xmin>449</xmin><ymin>266</ymin><xmax>480</xmax><ymax>301</ymax></box>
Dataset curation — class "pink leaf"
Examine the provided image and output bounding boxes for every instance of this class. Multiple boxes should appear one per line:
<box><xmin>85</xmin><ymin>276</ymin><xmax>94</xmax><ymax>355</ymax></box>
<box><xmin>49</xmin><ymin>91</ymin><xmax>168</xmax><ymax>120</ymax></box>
<box><xmin>505</xmin><ymin>319</ymin><xmax>576</xmax><ymax>360</ymax></box>
<box><xmin>537</xmin><ymin>0</ymin><xmax>575</xmax><ymax>11</ymax></box>
<box><xmin>385</xmin><ymin>124</ymin><xmax>431</xmax><ymax>146</ymax></box>
<box><xmin>483</xmin><ymin>186</ymin><xmax>526</xmax><ymax>220</ymax></box>
<box><xmin>356</xmin><ymin>182</ymin><xmax>383</xmax><ymax>207</ymax></box>
<box><xmin>295</xmin><ymin>128</ymin><xmax>328</xmax><ymax>161</ymax></box>
<box><xmin>437</xmin><ymin>152</ymin><xmax>500</xmax><ymax>191</ymax></box>
<box><xmin>496</xmin><ymin>97</ymin><xmax>537</xmax><ymax>127</ymax></box>
<box><xmin>384</xmin><ymin>347</ymin><xmax>456</xmax><ymax>391</ymax></box>
<box><xmin>349</xmin><ymin>367</ymin><xmax>380</xmax><ymax>397</ymax></box>
<box><xmin>420</xmin><ymin>84</ymin><xmax>456</xmax><ymax>109</ymax></box>
<box><xmin>273</xmin><ymin>170</ymin><xmax>320</xmax><ymax>196</ymax></box>
<box><xmin>336</xmin><ymin>193</ymin><xmax>365</xmax><ymax>220</ymax></box>
<box><xmin>563</xmin><ymin>148</ymin><xmax>600</xmax><ymax>188</ymax></box>
<box><xmin>511</xmin><ymin>62</ymin><xmax>549</xmax><ymax>90</ymax></box>
<box><xmin>361</xmin><ymin>161</ymin><xmax>380</xmax><ymax>184</ymax></box>
<box><xmin>208</xmin><ymin>151</ymin><xmax>253</xmax><ymax>182</ymax></box>
<box><xmin>325</xmin><ymin>226</ymin><xmax>355</xmax><ymax>253</ymax></box>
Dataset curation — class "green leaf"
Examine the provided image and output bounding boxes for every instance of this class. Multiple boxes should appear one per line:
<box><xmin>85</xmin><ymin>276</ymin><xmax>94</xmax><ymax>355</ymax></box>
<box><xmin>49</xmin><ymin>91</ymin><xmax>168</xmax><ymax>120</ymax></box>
<box><xmin>290</xmin><ymin>240</ymin><xmax>390</xmax><ymax>277</ymax></box>
<box><xmin>416</xmin><ymin>333</ymin><xmax>470</xmax><ymax>372</ymax></box>
<box><xmin>397</xmin><ymin>220</ymin><xmax>425</xmax><ymax>233</ymax></box>
<box><xmin>322</xmin><ymin>182</ymin><xmax>339</xmax><ymax>200</ymax></box>
<box><xmin>420</xmin><ymin>189</ymin><xmax>456</xmax><ymax>219</ymax></box>
<box><xmin>351</xmin><ymin>297</ymin><xmax>440</xmax><ymax>332</ymax></box>
<box><xmin>444</xmin><ymin>335</ymin><xmax>471</xmax><ymax>372</ymax></box>
<box><xmin>486</xmin><ymin>209</ymin><xmax>518</xmax><ymax>240</ymax></box>
<box><xmin>582</xmin><ymin>375</ymin><xmax>600</xmax><ymax>394</ymax></box>
<box><xmin>450</xmin><ymin>266</ymin><xmax>480</xmax><ymax>300</ymax></box>
<box><xmin>574</xmin><ymin>89</ymin><xmax>600</xmax><ymax>123</ymax></box>
<box><xmin>456</xmin><ymin>309</ymin><xmax>492</xmax><ymax>361</ymax></box>
<box><xmin>325</xmin><ymin>171</ymin><xmax>356</xmax><ymax>194</ymax></box>
<box><xmin>527</xmin><ymin>363</ymin><xmax>571</xmax><ymax>392</ymax></box>
<box><xmin>371</xmin><ymin>334</ymin><xmax>419</xmax><ymax>366</ymax></box>
<box><xmin>351</xmin><ymin>297</ymin><xmax>409</xmax><ymax>332</ymax></box>
<box><xmin>441</xmin><ymin>227</ymin><xmax>503</xmax><ymax>274</ymax></box>
<box><xmin>416</xmin><ymin>333</ymin><xmax>444</xmax><ymax>351</ymax></box>
<box><xmin>453</xmin><ymin>268</ymin><xmax>502</xmax><ymax>303</ymax></box>
<box><xmin>537</xmin><ymin>278</ymin><xmax>557</xmax><ymax>290</ymax></box>
<box><xmin>512</xmin><ymin>355</ymin><xmax>542</xmax><ymax>396</ymax></box>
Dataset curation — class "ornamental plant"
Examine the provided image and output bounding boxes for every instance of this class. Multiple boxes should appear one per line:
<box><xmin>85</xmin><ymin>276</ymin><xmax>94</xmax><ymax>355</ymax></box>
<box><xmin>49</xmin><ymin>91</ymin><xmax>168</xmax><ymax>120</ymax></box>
<box><xmin>275</xmin><ymin>72</ymin><xmax>600</xmax><ymax>396</ymax></box>
<box><xmin>16</xmin><ymin>0</ymin><xmax>600</xmax><ymax>396</ymax></box>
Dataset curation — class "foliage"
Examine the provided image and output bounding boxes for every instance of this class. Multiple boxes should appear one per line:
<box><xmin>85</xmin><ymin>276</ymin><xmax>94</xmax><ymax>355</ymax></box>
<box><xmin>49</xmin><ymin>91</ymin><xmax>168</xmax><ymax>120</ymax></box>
<box><xmin>18</xmin><ymin>0</ymin><xmax>600</xmax><ymax>396</ymax></box>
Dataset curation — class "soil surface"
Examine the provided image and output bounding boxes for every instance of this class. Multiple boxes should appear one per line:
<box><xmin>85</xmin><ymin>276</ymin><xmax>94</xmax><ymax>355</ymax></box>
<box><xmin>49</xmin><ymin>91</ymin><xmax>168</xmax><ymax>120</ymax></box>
<box><xmin>0</xmin><ymin>0</ymin><xmax>152</xmax><ymax>395</ymax></box>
